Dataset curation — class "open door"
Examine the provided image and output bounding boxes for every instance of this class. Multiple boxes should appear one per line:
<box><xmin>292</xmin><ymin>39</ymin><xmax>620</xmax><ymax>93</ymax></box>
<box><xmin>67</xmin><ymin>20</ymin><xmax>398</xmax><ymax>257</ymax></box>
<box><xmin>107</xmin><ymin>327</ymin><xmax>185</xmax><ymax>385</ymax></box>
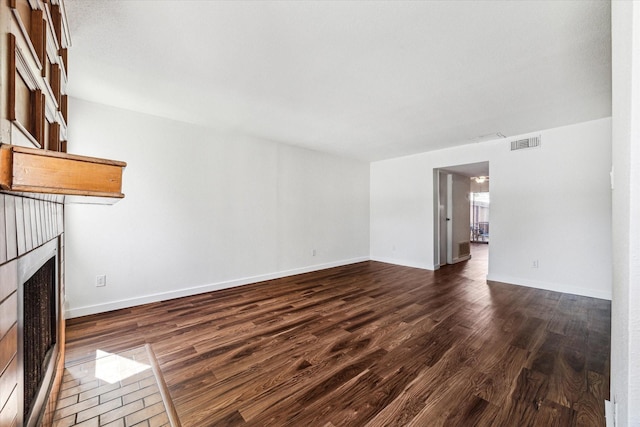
<box><xmin>436</xmin><ymin>170</ymin><xmax>471</xmax><ymax>265</ymax></box>
<box><xmin>447</xmin><ymin>172</ymin><xmax>471</xmax><ymax>263</ymax></box>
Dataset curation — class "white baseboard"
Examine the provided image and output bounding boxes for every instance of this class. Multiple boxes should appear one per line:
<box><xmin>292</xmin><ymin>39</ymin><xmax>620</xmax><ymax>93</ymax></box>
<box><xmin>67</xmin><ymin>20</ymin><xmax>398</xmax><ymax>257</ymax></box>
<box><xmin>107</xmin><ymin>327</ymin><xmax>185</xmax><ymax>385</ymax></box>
<box><xmin>67</xmin><ymin>258</ymin><xmax>611</xmax><ymax>318</ymax></box>
<box><xmin>451</xmin><ymin>254</ymin><xmax>471</xmax><ymax>264</ymax></box>
<box><xmin>486</xmin><ymin>274</ymin><xmax>612</xmax><ymax>300</ymax></box>
<box><xmin>66</xmin><ymin>257</ymin><xmax>370</xmax><ymax>318</ymax></box>
<box><xmin>369</xmin><ymin>256</ymin><xmax>436</xmax><ymax>271</ymax></box>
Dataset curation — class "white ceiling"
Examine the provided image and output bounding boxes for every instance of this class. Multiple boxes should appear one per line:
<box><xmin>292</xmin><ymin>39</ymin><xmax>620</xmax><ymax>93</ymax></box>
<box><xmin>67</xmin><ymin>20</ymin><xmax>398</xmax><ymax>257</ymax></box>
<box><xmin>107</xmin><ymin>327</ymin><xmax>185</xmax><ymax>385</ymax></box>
<box><xmin>65</xmin><ymin>0</ymin><xmax>611</xmax><ymax>162</ymax></box>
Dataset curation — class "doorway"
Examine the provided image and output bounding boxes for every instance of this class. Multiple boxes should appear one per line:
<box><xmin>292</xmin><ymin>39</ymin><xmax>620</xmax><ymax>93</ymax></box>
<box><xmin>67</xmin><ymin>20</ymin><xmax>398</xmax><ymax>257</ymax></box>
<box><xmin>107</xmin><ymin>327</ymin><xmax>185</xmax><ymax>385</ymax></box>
<box><xmin>470</xmin><ymin>179</ymin><xmax>490</xmax><ymax>243</ymax></box>
<box><xmin>434</xmin><ymin>161</ymin><xmax>489</xmax><ymax>268</ymax></box>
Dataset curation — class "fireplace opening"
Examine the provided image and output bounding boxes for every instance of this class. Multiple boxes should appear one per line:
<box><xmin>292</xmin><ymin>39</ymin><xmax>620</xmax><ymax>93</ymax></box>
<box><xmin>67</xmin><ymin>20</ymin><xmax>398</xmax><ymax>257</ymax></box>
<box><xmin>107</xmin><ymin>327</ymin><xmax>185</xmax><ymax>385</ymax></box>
<box><xmin>22</xmin><ymin>255</ymin><xmax>57</xmax><ymax>420</ymax></box>
<box><xmin>18</xmin><ymin>237</ymin><xmax>60</xmax><ymax>426</ymax></box>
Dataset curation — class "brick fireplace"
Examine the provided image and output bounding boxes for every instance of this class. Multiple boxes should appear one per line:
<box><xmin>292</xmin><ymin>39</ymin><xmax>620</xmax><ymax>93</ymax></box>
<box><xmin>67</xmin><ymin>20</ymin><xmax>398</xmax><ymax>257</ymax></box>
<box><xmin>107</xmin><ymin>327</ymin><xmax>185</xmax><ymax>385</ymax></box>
<box><xmin>0</xmin><ymin>194</ymin><xmax>65</xmax><ymax>426</ymax></box>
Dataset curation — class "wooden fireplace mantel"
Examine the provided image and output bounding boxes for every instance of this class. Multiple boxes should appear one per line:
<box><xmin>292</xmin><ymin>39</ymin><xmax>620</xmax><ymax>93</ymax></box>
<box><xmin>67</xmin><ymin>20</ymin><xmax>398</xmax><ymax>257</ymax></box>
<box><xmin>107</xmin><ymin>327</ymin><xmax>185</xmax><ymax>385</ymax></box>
<box><xmin>0</xmin><ymin>144</ymin><xmax>126</xmax><ymax>202</ymax></box>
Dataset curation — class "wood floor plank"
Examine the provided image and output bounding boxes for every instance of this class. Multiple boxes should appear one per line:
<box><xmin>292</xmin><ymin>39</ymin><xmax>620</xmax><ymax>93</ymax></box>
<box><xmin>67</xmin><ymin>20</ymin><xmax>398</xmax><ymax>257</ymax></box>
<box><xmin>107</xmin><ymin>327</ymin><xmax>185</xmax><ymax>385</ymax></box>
<box><xmin>473</xmin><ymin>343</ymin><xmax>530</xmax><ymax>406</ymax></box>
<box><xmin>63</xmin><ymin>244</ymin><xmax>610</xmax><ymax>426</ymax></box>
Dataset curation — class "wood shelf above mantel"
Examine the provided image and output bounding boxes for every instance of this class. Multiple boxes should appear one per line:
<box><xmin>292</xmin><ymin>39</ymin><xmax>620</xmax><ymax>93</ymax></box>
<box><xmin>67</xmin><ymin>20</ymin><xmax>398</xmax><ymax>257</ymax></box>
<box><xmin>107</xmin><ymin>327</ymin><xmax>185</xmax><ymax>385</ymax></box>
<box><xmin>0</xmin><ymin>144</ymin><xmax>126</xmax><ymax>201</ymax></box>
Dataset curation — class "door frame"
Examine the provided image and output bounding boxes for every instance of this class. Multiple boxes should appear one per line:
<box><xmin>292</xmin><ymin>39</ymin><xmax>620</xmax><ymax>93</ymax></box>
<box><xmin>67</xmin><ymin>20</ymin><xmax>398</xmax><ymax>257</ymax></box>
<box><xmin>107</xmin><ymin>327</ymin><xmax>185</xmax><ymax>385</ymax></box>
<box><xmin>433</xmin><ymin>161</ymin><xmax>490</xmax><ymax>269</ymax></box>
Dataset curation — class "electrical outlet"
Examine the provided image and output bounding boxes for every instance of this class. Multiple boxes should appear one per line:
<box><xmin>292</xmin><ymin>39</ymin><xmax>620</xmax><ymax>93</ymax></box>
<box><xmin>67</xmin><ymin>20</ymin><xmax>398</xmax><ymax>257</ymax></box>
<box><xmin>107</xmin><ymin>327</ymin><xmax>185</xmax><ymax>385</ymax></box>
<box><xmin>610</xmin><ymin>167</ymin><xmax>615</xmax><ymax>190</ymax></box>
<box><xmin>532</xmin><ymin>260</ymin><xmax>539</xmax><ymax>268</ymax></box>
<box><xmin>312</xmin><ymin>249</ymin><xmax>316</xmax><ymax>256</ymax></box>
<box><xmin>96</xmin><ymin>275</ymin><xmax>106</xmax><ymax>287</ymax></box>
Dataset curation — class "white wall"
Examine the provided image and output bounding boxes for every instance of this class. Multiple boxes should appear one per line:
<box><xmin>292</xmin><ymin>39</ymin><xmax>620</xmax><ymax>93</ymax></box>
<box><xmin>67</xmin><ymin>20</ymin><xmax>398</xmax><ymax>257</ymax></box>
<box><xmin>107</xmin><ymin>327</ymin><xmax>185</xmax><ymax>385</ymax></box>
<box><xmin>611</xmin><ymin>1</ymin><xmax>640</xmax><ymax>424</ymax></box>
<box><xmin>371</xmin><ymin>118</ymin><xmax>612</xmax><ymax>300</ymax></box>
<box><xmin>64</xmin><ymin>98</ymin><xmax>370</xmax><ymax>317</ymax></box>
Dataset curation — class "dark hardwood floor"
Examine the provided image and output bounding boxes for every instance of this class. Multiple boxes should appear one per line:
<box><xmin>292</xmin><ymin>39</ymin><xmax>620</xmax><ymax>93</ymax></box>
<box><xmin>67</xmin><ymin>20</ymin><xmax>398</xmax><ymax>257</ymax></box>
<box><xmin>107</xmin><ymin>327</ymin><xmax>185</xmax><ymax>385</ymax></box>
<box><xmin>64</xmin><ymin>244</ymin><xmax>610</xmax><ymax>426</ymax></box>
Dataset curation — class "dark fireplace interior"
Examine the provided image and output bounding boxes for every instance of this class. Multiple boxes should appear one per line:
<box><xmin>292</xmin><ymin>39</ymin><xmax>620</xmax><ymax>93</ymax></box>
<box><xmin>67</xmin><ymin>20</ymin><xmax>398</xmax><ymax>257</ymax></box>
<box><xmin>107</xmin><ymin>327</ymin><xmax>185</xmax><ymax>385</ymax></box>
<box><xmin>22</xmin><ymin>256</ymin><xmax>57</xmax><ymax>421</ymax></box>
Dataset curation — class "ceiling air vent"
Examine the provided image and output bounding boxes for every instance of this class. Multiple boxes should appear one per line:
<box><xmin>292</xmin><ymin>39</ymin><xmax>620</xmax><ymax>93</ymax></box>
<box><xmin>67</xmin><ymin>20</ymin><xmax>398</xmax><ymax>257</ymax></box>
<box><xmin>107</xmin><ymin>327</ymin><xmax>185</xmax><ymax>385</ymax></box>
<box><xmin>511</xmin><ymin>136</ymin><xmax>541</xmax><ymax>151</ymax></box>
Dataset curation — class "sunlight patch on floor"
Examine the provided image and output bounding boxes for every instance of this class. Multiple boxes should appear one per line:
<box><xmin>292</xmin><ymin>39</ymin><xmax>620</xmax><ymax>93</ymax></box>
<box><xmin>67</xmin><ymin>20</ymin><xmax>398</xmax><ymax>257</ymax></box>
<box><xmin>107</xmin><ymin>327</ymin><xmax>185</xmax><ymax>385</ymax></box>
<box><xmin>94</xmin><ymin>349</ymin><xmax>151</xmax><ymax>384</ymax></box>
